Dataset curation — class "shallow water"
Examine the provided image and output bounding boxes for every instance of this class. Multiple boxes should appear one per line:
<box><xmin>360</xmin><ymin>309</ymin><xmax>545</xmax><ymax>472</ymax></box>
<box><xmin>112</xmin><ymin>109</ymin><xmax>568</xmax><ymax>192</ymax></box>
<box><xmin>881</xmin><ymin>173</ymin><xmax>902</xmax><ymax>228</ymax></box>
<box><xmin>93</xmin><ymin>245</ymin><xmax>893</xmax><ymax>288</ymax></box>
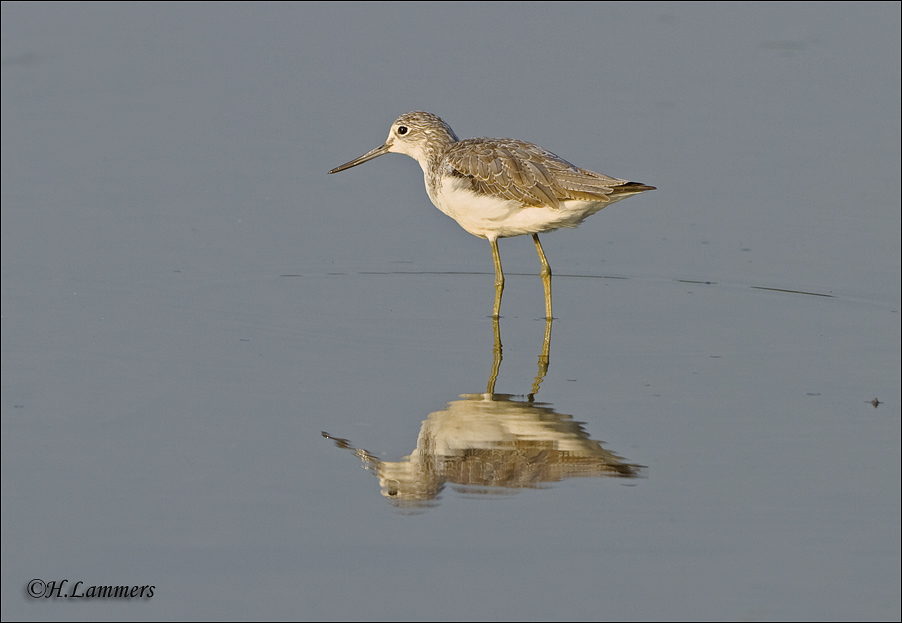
<box><xmin>2</xmin><ymin>3</ymin><xmax>899</xmax><ymax>620</ymax></box>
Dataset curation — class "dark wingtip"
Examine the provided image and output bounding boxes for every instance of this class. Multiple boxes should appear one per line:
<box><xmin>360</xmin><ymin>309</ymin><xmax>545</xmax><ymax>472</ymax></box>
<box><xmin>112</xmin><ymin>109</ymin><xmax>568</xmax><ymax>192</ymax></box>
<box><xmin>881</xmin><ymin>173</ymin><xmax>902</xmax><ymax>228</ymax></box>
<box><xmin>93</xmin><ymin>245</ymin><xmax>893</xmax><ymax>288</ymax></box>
<box><xmin>623</xmin><ymin>182</ymin><xmax>656</xmax><ymax>191</ymax></box>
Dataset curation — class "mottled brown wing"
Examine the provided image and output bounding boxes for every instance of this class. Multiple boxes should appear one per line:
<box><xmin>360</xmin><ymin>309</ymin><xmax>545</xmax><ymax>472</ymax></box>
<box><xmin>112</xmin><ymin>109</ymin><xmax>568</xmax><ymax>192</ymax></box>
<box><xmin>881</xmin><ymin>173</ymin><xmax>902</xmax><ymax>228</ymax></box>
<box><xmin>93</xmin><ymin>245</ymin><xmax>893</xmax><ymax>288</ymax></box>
<box><xmin>444</xmin><ymin>138</ymin><xmax>634</xmax><ymax>209</ymax></box>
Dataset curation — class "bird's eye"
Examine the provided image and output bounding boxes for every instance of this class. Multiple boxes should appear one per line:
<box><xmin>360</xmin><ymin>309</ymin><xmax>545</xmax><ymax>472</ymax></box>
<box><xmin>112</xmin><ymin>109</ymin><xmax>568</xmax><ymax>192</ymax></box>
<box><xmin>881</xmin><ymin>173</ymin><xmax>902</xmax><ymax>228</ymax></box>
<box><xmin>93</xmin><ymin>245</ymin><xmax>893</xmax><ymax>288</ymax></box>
<box><xmin>397</xmin><ymin>126</ymin><xmax>408</xmax><ymax>135</ymax></box>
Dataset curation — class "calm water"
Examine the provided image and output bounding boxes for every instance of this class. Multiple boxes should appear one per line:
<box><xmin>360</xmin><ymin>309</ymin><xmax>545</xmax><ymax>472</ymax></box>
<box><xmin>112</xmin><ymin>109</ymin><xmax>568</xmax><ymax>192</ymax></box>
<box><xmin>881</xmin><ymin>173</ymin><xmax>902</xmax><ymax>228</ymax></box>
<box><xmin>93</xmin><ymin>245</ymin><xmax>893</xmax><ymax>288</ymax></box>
<box><xmin>2</xmin><ymin>3</ymin><xmax>899</xmax><ymax>620</ymax></box>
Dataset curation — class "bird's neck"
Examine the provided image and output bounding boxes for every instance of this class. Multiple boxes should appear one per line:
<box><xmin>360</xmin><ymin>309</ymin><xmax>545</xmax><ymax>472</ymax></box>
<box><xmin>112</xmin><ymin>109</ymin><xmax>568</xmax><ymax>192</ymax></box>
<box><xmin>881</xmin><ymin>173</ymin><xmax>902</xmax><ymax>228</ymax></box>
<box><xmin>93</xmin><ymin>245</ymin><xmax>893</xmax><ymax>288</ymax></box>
<box><xmin>419</xmin><ymin>132</ymin><xmax>457</xmax><ymax>197</ymax></box>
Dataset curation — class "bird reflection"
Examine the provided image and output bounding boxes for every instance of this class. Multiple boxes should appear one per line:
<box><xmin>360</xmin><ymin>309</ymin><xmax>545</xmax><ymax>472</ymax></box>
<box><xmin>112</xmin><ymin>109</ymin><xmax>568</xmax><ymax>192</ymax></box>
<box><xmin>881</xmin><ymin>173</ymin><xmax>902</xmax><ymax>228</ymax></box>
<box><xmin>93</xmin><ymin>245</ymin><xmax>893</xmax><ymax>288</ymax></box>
<box><xmin>323</xmin><ymin>319</ymin><xmax>643</xmax><ymax>508</ymax></box>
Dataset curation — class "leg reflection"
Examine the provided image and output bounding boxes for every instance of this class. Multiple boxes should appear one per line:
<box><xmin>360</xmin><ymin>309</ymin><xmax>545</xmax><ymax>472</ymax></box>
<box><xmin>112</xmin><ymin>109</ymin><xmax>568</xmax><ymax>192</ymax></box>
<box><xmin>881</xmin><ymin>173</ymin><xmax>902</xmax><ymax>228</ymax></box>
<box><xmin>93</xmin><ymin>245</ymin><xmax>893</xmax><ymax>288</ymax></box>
<box><xmin>486</xmin><ymin>316</ymin><xmax>553</xmax><ymax>399</ymax></box>
<box><xmin>529</xmin><ymin>318</ymin><xmax>553</xmax><ymax>400</ymax></box>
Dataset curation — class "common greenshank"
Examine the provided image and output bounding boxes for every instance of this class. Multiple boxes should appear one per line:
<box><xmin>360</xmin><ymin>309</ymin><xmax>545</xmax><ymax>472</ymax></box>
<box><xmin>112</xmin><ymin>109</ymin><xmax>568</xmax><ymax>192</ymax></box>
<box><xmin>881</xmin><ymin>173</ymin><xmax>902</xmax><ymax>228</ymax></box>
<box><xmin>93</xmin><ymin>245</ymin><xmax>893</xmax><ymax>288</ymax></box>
<box><xmin>329</xmin><ymin>111</ymin><xmax>654</xmax><ymax>319</ymax></box>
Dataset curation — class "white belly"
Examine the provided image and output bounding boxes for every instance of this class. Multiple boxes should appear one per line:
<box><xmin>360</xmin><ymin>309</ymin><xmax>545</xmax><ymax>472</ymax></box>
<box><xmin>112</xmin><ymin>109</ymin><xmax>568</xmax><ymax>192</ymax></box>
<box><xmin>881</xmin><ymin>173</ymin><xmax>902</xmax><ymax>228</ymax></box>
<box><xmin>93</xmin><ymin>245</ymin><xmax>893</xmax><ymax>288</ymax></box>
<box><xmin>430</xmin><ymin>176</ymin><xmax>608</xmax><ymax>240</ymax></box>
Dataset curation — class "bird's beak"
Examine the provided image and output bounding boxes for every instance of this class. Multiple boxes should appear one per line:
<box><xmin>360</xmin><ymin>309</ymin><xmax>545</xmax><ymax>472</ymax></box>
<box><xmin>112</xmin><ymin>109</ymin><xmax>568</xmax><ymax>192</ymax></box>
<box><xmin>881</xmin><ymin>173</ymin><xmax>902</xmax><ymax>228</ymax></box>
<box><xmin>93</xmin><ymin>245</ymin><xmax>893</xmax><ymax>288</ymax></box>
<box><xmin>329</xmin><ymin>143</ymin><xmax>392</xmax><ymax>174</ymax></box>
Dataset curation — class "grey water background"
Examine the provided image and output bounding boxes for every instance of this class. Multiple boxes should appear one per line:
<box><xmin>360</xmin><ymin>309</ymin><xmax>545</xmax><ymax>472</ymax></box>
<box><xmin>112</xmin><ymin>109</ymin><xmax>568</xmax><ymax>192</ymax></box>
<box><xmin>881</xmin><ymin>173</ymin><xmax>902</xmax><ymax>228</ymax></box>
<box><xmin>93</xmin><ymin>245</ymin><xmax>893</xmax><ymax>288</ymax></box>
<box><xmin>2</xmin><ymin>2</ymin><xmax>899</xmax><ymax>620</ymax></box>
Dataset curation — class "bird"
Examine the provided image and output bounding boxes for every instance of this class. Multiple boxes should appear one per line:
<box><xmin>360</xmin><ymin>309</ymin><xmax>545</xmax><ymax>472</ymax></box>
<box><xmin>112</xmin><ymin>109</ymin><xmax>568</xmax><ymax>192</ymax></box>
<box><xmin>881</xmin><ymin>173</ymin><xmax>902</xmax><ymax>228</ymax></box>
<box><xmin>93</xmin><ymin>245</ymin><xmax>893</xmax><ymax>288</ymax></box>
<box><xmin>328</xmin><ymin>111</ymin><xmax>654</xmax><ymax>319</ymax></box>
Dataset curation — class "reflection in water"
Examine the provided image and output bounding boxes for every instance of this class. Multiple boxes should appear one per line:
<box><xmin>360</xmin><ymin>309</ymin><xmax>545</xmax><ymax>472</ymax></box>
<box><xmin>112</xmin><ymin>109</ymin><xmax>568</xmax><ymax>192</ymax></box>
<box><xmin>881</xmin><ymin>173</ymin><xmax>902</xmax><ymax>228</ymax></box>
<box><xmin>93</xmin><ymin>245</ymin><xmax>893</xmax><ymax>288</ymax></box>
<box><xmin>324</xmin><ymin>319</ymin><xmax>643</xmax><ymax>508</ymax></box>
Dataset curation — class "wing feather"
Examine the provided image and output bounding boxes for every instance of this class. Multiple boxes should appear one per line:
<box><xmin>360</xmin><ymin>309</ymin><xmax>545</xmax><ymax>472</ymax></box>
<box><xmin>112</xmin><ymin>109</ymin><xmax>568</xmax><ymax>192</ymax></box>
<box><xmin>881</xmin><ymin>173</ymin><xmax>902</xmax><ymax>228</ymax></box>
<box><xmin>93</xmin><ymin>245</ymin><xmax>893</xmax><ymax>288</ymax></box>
<box><xmin>444</xmin><ymin>138</ymin><xmax>643</xmax><ymax>209</ymax></box>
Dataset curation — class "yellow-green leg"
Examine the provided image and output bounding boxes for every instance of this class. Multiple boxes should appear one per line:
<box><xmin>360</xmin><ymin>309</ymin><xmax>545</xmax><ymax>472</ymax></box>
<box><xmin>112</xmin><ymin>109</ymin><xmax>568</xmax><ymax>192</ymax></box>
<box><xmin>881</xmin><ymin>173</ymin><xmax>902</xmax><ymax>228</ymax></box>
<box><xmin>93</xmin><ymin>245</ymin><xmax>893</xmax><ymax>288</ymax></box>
<box><xmin>489</xmin><ymin>237</ymin><xmax>504</xmax><ymax>319</ymax></box>
<box><xmin>532</xmin><ymin>234</ymin><xmax>553</xmax><ymax>320</ymax></box>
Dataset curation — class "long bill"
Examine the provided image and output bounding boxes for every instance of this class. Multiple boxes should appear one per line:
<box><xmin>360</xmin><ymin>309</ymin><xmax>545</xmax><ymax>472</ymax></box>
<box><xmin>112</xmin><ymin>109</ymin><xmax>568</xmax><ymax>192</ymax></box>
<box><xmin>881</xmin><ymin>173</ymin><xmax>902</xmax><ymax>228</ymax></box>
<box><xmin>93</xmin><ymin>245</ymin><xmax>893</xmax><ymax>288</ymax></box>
<box><xmin>328</xmin><ymin>143</ymin><xmax>392</xmax><ymax>174</ymax></box>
